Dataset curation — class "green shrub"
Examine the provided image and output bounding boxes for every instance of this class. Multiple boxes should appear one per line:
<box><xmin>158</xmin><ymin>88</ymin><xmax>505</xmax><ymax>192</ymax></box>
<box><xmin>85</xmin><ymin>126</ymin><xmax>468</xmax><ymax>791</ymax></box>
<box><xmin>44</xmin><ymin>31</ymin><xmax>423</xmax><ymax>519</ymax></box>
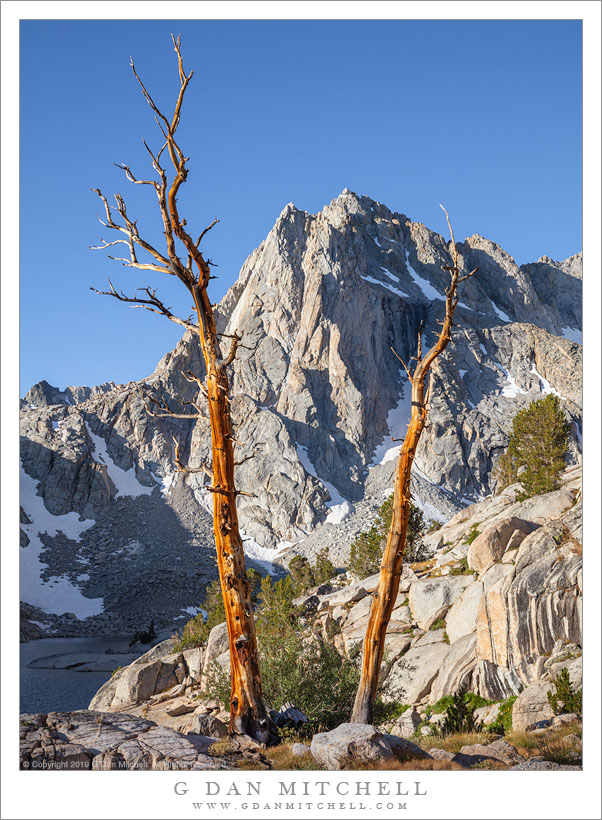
<box><xmin>373</xmin><ymin>701</ymin><xmax>411</xmax><ymax>725</ymax></box>
<box><xmin>288</xmin><ymin>555</ymin><xmax>315</xmax><ymax>593</ymax></box>
<box><xmin>349</xmin><ymin>496</ymin><xmax>426</xmax><ymax>579</ymax></box>
<box><xmin>439</xmin><ymin>691</ymin><xmax>477</xmax><ymax>735</ymax></box>
<box><xmin>205</xmin><ymin>574</ymin><xmax>360</xmax><ymax>732</ymax></box>
<box><xmin>173</xmin><ymin>569</ymin><xmax>262</xmax><ymax>651</ymax></box>
<box><xmin>289</xmin><ymin>548</ymin><xmax>337</xmax><ymax>593</ymax></box>
<box><xmin>486</xmin><ymin>696</ymin><xmax>517</xmax><ymax>734</ymax></box>
<box><xmin>497</xmin><ymin>394</ymin><xmax>571</xmax><ymax>498</ymax></box>
<box><xmin>464</xmin><ymin>524</ymin><xmax>480</xmax><ymax>545</ymax></box>
<box><xmin>547</xmin><ymin>667</ymin><xmax>582</xmax><ymax>716</ymax></box>
<box><xmin>314</xmin><ymin>547</ymin><xmax>337</xmax><ymax>586</ymax></box>
<box><xmin>430</xmin><ymin>691</ymin><xmax>493</xmax><ymax>736</ymax></box>
<box><xmin>430</xmin><ymin>618</ymin><xmax>446</xmax><ymax>631</ymax></box>
<box><xmin>428</xmin><ymin>520</ymin><xmax>443</xmax><ymax>533</ymax></box>
<box><xmin>449</xmin><ymin>556</ymin><xmax>475</xmax><ymax>576</ymax></box>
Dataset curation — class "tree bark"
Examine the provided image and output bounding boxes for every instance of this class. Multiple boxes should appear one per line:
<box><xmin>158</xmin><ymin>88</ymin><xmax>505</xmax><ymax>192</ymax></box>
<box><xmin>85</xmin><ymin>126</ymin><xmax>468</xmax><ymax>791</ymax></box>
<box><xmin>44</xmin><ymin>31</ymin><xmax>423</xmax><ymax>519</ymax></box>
<box><xmin>351</xmin><ymin>211</ymin><xmax>476</xmax><ymax>724</ymax></box>
<box><xmin>91</xmin><ymin>36</ymin><xmax>275</xmax><ymax>745</ymax></box>
<box><xmin>189</xmin><ymin>284</ymin><xmax>273</xmax><ymax>743</ymax></box>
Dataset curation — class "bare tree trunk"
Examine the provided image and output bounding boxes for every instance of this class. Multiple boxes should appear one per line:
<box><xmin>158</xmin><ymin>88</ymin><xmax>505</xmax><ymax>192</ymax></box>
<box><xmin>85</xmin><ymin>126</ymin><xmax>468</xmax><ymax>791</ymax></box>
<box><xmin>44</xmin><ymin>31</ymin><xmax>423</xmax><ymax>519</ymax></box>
<box><xmin>351</xmin><ymin>209</ymin><xmax>477</xmax><ymax>724</ymax></box>
<box><xmin>91</xmin><ymin>36</ymin><xmax>274</xmax><ymax>744</ymax></box>
<box><xmin>188</xmin><ymin>285</ymin><xmax>272</xmax><ymax>742</ymax></box>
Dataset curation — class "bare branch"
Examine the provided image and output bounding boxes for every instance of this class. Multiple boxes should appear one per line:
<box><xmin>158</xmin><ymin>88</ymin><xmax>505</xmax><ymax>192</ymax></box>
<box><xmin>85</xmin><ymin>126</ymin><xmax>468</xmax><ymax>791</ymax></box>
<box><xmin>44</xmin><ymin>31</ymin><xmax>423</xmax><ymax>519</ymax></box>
<box><xmin>458</xmin><ymin>266</ymin><xmax>479</xmax><ymax>283</ymax></box>
<box><xmin>181</xmin><ymin>369</ymin><xmax>208</xmax><ymax>396</ymax></box>
<box><xmin>195</xmin><ymin>218</ymin><xmax>219</xmax><ymax>247</ymax></box>
<box><xmin>90</xmin><ymin>280</ymin><xmax>197</xmax><ymax>332</ymax></box>
<box><xmin>143</xmin><ymin>392</ymin><xmax>206</xmax><ymax>420</ymax></box>
<box><xmin>91</xmin><ymin>187</ymin><xmax>175</xmax><ymax>273</ymax></box>
<box><xmin>114</xmin><ymin>162</ymin><xmax>157</xmax><ymax>187</ymax></box>
<box><xmin>390</xmin><ymin>346</ymin><xmax>413</xmax><ymax>381</ymax></box>
<box><xmin>172</xmin><ymin>436</ymin><xmax>212</xmax><ymax>477</ymax></box>
<box><xmin>234</xmin><ymin>450</ymin><xmax>259</xmax><ymax>467</ymax></box>
<box><xmin>220</xmin><ymin>332</ymin><xmax>242</xmax><ymax>368</ymax></box>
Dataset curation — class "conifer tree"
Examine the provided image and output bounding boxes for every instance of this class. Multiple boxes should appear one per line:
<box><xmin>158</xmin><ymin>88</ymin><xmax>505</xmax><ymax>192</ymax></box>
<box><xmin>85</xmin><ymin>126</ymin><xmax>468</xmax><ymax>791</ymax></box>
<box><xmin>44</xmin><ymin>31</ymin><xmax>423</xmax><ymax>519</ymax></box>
<box><xmin>349</xmin><ymin>497</ymin><xmax>426</xmax><ymax>579</ymax></box>
<box><xmin>497</xmin><ymin>394</ymin><xmax>570</xmax><ymax>498</ymax></box>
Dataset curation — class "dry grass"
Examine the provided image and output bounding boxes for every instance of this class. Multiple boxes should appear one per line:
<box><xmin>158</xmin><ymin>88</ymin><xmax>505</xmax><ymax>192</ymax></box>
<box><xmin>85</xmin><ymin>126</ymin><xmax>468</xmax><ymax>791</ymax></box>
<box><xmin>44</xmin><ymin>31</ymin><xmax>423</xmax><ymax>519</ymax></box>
<box><xmin>233</xmin><ymin>720</ymin><xmax>582</xmax><ymax>771</ymax></box>
<box><xmin>345</xmin><ymin>757</ymin><xmax>464</xmax><ymax>771</ymax></box>
<box><xmin>506</xmin><ymin>722</ymin><xmax>582</xmax><ymax>764</ymax></box>
<box><xmin>416</xmin><ymin>731</ymin><xmax>492</xmax><ymax>753</ymax></box>
<box><xmin>237</xmin><ymin>743</ymin><xmax>324</xmax><ymax>771</ymax></box>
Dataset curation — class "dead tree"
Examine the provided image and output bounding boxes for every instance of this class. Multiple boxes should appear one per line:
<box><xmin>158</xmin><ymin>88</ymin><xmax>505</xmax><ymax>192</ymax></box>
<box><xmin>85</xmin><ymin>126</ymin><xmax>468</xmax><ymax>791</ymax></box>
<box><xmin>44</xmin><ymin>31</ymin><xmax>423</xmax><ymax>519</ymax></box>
<box><xmin>350</xmin><ymin>207</ymin><xmax>477</xmax><ymax>725</ymax></box>
<box><xmin>90</xmin><ymin>36</ymin><xmax>275</xmax><ymax>745</ymax></box>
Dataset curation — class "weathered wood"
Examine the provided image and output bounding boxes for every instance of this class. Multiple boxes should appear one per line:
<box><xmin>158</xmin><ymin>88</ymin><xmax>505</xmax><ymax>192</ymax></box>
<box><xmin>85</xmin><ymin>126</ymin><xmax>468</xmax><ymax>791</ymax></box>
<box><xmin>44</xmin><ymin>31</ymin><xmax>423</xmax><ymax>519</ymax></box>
<box><xmin>91</xmin><ymin>35</ymin><xmax>274</xmax><ymax>744</ymax></box>
<box><xmin>350</xmin><ymin>207</ymin><xmax>477</xmax><ymax>724</ymax></box>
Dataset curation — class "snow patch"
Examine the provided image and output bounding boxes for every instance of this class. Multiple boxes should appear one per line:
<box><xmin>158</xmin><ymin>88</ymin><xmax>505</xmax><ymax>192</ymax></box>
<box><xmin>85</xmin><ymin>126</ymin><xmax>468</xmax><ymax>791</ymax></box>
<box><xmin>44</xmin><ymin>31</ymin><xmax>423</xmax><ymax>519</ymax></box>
<box><xmin>85</xmin><ymin>423</ymin><xmax>153</xmax><ymax>498</ymax></box>
<box><xmin>361</xmin><ymin>275</ymin><xmax>408</xmax><ymax>299</ymax></box>
<box><xmin>497</xmin><ymin>365</ymin><xmax>526</xmax><ymax>398</ymax></box>
<box><xmin>181</xmin><ymin>606</ymin><xmax>202</xmax><ymax>618</ymax></box>
<box><xmin>373</xmin><ymin>236</ymin><xmax>382</xmax><ymax>247</ymax></box>
<box><xmin>380</xmin><ymin>266</ymin><xmax>399</xmax><ymax>282</ymax></box>
<box><xmin>458</xmin><ymin>369</ymin><xmax>468</xmax><ymax>379</ymax></box>
<box><xmin>151</xmin><ymin>469</ymin><xmax>176</xmax><ymax>497</ymax></box>
<box><xmin>296</xmin><ymin>445</ymin><xmax>352</xmax><ymax>524</ymax></box>
<box><xmin>404</xmin><ymin>250</ymin><xmax>445</xmax><ymax>301</ymax></box>
<box><xmin>490</xmin><ymin>301</ymin><xmax>511</xmax><ymax>322</ymax></box>
<box><xmin>240</xmin><ymin>533</ymin><xmax>287</xmax><ymax>576</ymax></box>
<box><xmin>19</xmin><ymin>466</ymin><xmax>103</xmax><ymax>617</ymax></box>
<box><xmin>51</xmin><ymin>420</ymin><xmax>60</xmax><ymax>430</ymax></box>
<box><xmin>457</xmin><ymin>302</ymin><xmax>474</xmax><ymax>311</ymax></box>
<box><xmin>530</xmin><ymin>364</ymin><xmax>566</xmax><ymax>400</ymax></box>
<box><xmin>479</xmin><ymin>343</ymin><xmax>487</xmax><ymax>356</ymax></box>
<box><xmin>561</xmin><ymin>326</ymin><xmax>582</xmax><ymax>344</ymax></box>
<box><xmin>412</xmin><ymin>493</ymin><xmax>447</xmax><ymax>524</ymax></box>
<box><xmin>369</xmin><ymin>375</ymin><xmax>413</xmax><ymax>467</ymax></box>
<box><xmin>191</xmin><ymin>483</ymin><xmax>214</xmax><ymax>514</ymax></box>
<box><xmin>494</xmin><ymin>362</ymin><xmax>527</xmax><ymax>398</ymax></box>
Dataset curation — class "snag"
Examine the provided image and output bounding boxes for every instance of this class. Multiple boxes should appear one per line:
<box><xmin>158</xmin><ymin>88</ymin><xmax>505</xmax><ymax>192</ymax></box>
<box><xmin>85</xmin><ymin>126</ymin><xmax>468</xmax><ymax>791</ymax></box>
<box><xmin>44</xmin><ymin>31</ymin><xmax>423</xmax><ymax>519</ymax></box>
<box><xmin>350</xmin><ymin>206</ymin><xmax>477</xmax><ymax>724</ymax></box>
<box><xmin>91</xmin><ymin>35</ymin><xmax>275</xmax><ymax>744</ymax></box>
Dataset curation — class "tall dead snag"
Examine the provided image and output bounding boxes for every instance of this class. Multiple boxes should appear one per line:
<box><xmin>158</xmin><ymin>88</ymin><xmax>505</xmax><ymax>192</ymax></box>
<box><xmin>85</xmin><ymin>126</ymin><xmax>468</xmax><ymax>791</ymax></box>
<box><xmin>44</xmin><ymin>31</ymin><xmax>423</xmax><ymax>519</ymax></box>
<box><xmin>350</xmin><ymin>207</ymin><xmax>477</xmax><ymax>725</ymax></box>
<box><xmin>90</xmin><ymin>36</ymin><xmax>275</xmax><ymax>745</ymax></box>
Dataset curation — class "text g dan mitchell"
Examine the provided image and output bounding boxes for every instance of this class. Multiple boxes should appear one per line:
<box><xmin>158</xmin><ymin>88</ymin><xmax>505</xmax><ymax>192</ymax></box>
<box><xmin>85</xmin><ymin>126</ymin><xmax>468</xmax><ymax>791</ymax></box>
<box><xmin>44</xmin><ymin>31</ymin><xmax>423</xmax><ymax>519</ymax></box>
<box><xmin>174</xmin><ymin>780</ymin><xmax>428</xmax><ymax>798</ymax></box>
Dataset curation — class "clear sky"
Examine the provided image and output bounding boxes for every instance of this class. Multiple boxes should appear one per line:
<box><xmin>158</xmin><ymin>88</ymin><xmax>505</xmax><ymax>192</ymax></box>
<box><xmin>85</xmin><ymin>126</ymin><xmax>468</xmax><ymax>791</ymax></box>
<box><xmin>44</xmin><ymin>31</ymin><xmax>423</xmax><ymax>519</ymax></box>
<box><xmin>19</xmin><ymin>19</ymin><xmax>582</xmax><ymax>393</ymax></box>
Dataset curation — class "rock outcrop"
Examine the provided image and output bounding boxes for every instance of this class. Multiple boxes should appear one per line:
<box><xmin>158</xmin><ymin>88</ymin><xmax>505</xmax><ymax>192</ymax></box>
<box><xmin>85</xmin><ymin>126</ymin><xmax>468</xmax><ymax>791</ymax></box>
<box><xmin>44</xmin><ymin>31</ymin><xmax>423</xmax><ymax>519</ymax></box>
<box><xmin>309</xmin><ymin>723</ymin><xmax>430</xmax><ymax>770</ymax></box>
<box><xmin>84</xmin><ymin>466</ymin><xmax>582</xmax><ymax>740</ymax></box>
<box><xmin>19</xmin><ymin>710</ymin><xmax>233</xmax><ymax>771</ymax></box>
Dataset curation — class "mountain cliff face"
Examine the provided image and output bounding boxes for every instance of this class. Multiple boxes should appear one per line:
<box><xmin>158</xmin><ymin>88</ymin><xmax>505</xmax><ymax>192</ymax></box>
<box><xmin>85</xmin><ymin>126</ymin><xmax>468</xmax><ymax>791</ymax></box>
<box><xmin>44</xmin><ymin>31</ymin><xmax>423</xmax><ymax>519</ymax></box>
<box><xmin>19</xmin><ymin>190</ymin><xmax>582</xmax><ymax>634</ymax></box>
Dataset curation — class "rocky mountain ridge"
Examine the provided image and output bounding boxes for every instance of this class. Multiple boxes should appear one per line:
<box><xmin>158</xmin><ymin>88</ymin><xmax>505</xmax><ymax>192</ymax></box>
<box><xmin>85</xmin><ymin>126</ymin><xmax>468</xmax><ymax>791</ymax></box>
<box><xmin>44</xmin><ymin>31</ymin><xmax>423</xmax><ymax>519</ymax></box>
<box><xmin>19</xmin><ymin>189</ymin><xmax>582</xmax><ymax>632</ymax></box>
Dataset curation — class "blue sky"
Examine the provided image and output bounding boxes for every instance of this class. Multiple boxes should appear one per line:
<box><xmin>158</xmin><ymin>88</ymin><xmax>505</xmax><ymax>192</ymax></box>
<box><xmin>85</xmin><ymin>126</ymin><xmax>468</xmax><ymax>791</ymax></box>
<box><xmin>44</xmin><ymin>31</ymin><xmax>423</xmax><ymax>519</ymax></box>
<box><xmin>20</xmin><ymin>19</ymin><xmax>582</xmax><ymax>392</ymax></box>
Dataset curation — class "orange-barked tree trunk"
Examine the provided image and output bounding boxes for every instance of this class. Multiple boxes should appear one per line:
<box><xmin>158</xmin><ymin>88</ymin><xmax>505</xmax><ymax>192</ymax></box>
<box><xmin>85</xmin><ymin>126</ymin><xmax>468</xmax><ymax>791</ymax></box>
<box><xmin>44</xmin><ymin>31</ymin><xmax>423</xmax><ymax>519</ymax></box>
<box><xmin>91</xmin><ymin>35</ymin><xmax>275</xmax><ymax>744</ymax></box>
<box><xmin>350</xmin><ymin>207</ymin><xmax>477</xmax><ymax>724</ymax></box>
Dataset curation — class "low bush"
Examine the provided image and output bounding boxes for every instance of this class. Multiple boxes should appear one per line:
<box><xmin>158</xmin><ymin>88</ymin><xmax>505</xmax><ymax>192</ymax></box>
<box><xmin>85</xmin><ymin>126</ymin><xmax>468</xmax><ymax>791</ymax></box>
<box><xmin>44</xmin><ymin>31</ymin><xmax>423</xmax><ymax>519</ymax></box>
<box><xmin>173</xmin><ymin>569</ymin><xmax>262</xmax><ymax>651</ymax></box>
<box><xmin>485</xmin><ymin>696</ymin><xmax>517</xmax><ymax>734</ymax></box>
<box><xmin>204</xmin><ymin>574</ymin><xmax>360</xmax><ymax>733</ymax></box>
<box><xmin>464</xmin><ymin>524</ymin><xmax>480</xmax><ymax>545</ymax></box>
<box><xmin>547</xmin><ymin>667</ymin><xmax>582</xmax><ymax>716</ymax></box>
<box><xmin>288</xmin><ymin>548</ymin><xmax>336</xmax><ymax>594</ymax></box>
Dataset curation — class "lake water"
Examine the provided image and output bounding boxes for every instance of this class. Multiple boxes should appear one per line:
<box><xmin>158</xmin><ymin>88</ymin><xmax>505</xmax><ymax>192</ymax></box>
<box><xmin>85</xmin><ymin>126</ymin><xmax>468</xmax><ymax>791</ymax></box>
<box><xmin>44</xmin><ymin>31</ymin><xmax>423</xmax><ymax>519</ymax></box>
<box><xmin>20</xmin><ymin>635</ymin><xmax>137</xmax><ymax>714</ymax></box>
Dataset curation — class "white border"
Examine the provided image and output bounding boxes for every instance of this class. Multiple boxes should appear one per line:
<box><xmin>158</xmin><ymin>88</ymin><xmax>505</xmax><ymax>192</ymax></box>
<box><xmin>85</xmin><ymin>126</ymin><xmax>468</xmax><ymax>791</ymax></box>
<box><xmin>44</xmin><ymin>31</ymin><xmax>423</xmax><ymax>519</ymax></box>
<box><xmin>2</xmin><ymin>3</ymin><xmax>600</xmax><ymax>820</ymax></box>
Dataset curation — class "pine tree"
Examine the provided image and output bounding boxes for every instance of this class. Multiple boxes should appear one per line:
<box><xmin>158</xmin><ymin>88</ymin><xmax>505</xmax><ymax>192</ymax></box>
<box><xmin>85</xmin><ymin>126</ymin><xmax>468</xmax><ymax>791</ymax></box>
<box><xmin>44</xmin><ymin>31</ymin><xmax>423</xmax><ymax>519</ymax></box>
<box><xmin>498</xmin><ymin>394</ymin><xmax>571</xmax><ymax>498</ymax></box>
